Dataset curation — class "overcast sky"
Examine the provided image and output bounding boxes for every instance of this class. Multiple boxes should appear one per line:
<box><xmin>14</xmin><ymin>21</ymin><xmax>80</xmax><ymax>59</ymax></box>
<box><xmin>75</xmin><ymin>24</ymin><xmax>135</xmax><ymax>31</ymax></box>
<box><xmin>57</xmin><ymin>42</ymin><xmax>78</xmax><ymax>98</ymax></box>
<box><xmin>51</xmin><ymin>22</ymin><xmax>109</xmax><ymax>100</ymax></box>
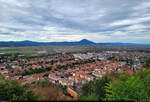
<box><xmin>0</xmin><ymin>0</ymin><xmax>150</xmax><ymax>43</ymax></box>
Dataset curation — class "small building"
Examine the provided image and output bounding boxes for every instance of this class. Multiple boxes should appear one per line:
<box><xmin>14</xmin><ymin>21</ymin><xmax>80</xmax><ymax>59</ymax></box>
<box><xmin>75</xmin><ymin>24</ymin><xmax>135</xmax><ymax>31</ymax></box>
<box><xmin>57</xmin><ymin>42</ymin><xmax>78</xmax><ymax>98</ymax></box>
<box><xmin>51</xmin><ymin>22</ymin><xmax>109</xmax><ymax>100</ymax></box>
<box><xmin>0</xmin><ymin>65</ymin><xmax>6</xmax><ymax>69</ymax></box>
<box><xmin>67</xmin><ymin>87</ymin><xmax>78</xmax><ymax>100</ymax></box>
<box><xmin>11</xmin><ymin>76</ymin><xmax>20</xmax><ymax>80</ymax></box>
<box><xmin>48</xmin><ymin>73</ymin><xmax>59</xmax><ymax>83</ymax></box>
<box><xmin>0</xmin><ymin>69</ymin><xmax>8</xmax><ymax>74</ymax></box>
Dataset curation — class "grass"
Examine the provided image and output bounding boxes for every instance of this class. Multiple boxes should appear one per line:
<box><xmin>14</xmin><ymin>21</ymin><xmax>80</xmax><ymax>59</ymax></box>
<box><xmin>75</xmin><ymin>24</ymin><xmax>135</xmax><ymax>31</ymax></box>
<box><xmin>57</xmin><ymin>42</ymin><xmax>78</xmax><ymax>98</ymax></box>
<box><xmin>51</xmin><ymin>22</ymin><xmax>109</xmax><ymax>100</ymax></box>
<box><xmin>20</xmin><ymin>51</ymin><xmax>37</xmax><ymax>56</ymax></box>
<box><xmin>0</xmin><ymin>48</ymin><xmax>37</xmax><ymax>56</ymax></box>
<box><xmin>0</xmin><ymin>48</ymin><xmax>20</xmax><ymax>53</ymax></box>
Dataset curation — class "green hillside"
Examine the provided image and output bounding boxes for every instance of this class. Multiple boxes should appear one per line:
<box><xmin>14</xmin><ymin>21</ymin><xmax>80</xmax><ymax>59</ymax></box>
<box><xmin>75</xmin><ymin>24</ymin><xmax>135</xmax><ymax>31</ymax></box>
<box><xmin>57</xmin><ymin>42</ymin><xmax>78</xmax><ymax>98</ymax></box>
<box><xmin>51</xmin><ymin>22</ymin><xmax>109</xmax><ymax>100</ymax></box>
<box><xmin>79</xmin><ymin>58</ymin><xmax>150</xmax><ymax>101</ymax></box>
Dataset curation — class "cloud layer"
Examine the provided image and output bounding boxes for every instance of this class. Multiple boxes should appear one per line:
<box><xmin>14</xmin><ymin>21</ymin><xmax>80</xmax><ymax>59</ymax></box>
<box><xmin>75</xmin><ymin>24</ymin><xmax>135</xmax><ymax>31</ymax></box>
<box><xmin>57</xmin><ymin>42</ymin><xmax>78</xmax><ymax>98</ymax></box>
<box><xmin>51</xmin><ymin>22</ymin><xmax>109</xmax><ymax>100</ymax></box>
<box><xmin>0</xmin><ymin>0</ymin><xmax>150</xmax><ymax>43</ymax></box>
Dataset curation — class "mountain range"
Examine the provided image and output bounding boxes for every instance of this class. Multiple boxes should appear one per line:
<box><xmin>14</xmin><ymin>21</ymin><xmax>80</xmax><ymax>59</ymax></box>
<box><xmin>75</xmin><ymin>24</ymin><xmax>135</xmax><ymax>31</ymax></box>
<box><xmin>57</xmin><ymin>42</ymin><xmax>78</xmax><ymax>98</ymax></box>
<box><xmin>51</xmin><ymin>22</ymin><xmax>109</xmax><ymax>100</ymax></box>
<box><xmin>0</xmin><ymin>39</ymin><xmax>149</xmax><ymax>47</ymax></box>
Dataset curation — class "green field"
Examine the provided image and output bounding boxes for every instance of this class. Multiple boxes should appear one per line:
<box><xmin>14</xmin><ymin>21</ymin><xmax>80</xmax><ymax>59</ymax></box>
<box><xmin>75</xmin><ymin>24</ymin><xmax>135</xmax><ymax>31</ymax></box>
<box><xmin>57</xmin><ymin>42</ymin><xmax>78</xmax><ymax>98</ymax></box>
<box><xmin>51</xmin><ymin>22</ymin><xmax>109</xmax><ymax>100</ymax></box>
<box><xmin>0</xmin><ymin>48</ymin><xmax>37</xmax><ymax>56</ymax></box>
<box><xmin>0</xmin><ymin>48</ymin><xmax>20</xmax><ymax>53</ymax></box>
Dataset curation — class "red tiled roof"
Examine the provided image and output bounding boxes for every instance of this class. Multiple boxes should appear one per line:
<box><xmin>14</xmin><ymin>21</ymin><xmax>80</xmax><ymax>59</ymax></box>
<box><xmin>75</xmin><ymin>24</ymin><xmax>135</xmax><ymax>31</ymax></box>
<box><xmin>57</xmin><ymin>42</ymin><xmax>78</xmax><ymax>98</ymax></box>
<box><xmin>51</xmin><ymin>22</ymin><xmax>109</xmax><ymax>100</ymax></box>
<box><xmin>102</xmin><ymin>70</ymin><xmax>107</xmax><ymax>73</ymax></box>
<box><xmin>39</xmin><ymin>77</ymin><xmax>44</xmax><ymax>80</ymax></box>
<box><xmin>0</xmin><ymin>69</ymin><xmax>8</xmax><ymax>72</ymax></box>
<box><xmin>85</xmin><ymin>74</ymin><xmax>92</xmax><ymax>78</ymax></box>
<box><xmin>0</xmin><ymin>65</ymin><xmax>6</xmax><ymax>68</ymax></box>
<box><xmin>70</xmin><ymin>76</ymin><xmax>79</xmax><ymax>79</ymax></box>
<box><xmin>7</xmin><ymin>73</ymin><xmax>15</xmax><ymax>76</ymax></box>
<box><xmin>49</xmin><ymin>73</ymin><xmax>56</xmax><ymax>77</ymax></box>
<box><xmin>11</xmin><ymin>76</ymin><xmax>19</xmax><ymax>80</ymax></box>
<box><xmin>76</xmin><ymin>83</ymin><xmax>82</xmax><ymax>87</ymax></box>
<box><xmin>3</xmin><ymin>73</ymin><xmax>9</xmax><ymax>77</ymax></box>
<box><xmin>77</xmin><ymin>78</ymin><xmax>85</xmax><ymax>81</ymax></box>
<box><xmin>39</xmin><ymin>73</ymin><xmax>45</xmax><ymax>76</ymax></box>
<box><xmin>128</xmin><ymin>70</ymin><xmax>133</xmax><ymax>75</ymax></box>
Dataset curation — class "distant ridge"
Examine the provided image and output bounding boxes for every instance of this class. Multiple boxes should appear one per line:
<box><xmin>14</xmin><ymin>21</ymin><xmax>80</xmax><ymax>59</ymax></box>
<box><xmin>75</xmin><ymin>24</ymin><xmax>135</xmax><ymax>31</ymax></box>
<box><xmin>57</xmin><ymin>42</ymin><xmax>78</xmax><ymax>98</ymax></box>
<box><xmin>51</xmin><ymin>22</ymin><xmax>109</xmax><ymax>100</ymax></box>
<box><xmin>0</xmin><ymin>39</ymin><xmax>149</xmax><ymax>47</ymax></box>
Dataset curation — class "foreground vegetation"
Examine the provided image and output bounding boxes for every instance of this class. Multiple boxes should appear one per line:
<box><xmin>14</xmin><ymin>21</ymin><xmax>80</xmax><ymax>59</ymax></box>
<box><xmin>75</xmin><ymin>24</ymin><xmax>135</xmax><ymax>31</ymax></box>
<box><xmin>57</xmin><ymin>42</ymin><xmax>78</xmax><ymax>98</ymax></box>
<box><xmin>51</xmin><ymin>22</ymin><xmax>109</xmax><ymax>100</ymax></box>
<box><xmin>105</xmin><ymin>69</ymin><xmax>150</xmax><ymax>101</ymax></box>
<box><xmin>27</xmin><ymin>80</ymin><xmax>72</xmax><ymax>101</ymax></box>
<box><xmin>0</xmin><ymin>74</ymin><xmax>37</xmax><ymax>101</ymax></box>
<box><xmin>0</xmin><ymin>75</ymin><xmax>71</xmax><ymax>101</ymax></box>
<box><xmin>79</xmin><ymin>58</ymin><xmax>150</xmax><ymax>101</ymax></box>
<box><xmin>80</xmin><ymin>70</ymin><xmax>150</xmax><ymax>101</ymax></box>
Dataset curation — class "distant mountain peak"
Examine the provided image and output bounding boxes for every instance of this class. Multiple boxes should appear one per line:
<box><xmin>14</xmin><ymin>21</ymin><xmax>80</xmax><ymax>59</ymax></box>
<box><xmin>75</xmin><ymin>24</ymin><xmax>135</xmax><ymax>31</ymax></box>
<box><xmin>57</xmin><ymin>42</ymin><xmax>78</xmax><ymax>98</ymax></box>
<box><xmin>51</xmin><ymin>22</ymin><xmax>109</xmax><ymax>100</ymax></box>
<box><xmin>79</xmin><ymin>39</ymin><xmax>94</xmax><ymax>43</ymax></box>
<box><xmin>0</xmin><ymin>39</ymin><xmax>149</xmax><ymax>47</ymax></box>
<box><xmin>22</xmin><ymin>40</ymin><xmax>32</xmax><ymax>42</ymax></box>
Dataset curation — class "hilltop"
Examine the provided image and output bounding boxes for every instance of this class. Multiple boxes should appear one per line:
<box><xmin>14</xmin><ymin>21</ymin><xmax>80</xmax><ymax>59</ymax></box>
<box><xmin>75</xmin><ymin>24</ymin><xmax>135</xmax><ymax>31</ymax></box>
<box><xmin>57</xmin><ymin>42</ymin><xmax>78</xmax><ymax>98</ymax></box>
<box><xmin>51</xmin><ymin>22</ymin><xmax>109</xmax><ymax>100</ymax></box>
<box><xmin>0</xmin><ymin>39</ymin><xmax>149</xmax><ymax>47</ymax></box>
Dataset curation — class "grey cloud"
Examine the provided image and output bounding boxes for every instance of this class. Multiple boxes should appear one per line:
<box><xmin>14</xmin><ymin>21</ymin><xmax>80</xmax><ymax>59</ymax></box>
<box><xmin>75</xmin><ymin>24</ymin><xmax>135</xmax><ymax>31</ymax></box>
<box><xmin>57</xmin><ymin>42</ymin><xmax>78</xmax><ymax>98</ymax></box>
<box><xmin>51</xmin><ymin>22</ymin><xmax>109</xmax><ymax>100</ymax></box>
<box><xmin>0</xmin><ymin>0</ymin><xmax>150</xmax><ymax>43</ymax></box>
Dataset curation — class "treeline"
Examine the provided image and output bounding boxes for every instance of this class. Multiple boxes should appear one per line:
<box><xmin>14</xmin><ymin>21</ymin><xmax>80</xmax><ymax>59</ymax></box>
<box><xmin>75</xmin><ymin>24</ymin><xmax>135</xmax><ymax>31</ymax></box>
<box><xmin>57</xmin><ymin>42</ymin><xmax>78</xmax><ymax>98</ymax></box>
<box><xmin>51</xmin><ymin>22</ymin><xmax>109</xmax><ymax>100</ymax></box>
<box><xmin>107</xmin><ymin>56</ymin><xmax>135</xmax><ymax>63</ymax></box>
<box><xmin>21</xmin><ymin>67</ymin><xmax>52</xmax><ymax>76</ymax></box>
<box><xmin>144</xmin><ymin>57</ymin><xmax>150</xmax><ymax>68</ymax></box>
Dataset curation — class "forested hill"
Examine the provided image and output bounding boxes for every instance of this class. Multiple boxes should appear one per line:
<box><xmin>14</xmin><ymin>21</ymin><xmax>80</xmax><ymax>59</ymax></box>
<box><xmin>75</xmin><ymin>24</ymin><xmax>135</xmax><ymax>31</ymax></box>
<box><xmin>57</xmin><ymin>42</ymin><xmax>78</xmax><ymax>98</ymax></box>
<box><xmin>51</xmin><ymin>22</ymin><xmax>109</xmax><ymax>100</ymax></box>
<box><xmin>0</xmin><ymin>39</ymin><xmax>149</xmax><ymax>47</ymax></box>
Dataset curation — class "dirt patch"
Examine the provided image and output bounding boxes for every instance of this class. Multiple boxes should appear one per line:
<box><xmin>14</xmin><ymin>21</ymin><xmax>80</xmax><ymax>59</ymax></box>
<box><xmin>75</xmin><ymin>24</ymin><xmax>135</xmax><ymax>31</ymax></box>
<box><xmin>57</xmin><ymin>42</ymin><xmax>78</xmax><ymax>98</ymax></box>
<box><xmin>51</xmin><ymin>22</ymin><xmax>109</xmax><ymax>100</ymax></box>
<box><xmin>28</xmin><ymin>84</ymin><xmax>72</xmax><ymax>101</ymax></box>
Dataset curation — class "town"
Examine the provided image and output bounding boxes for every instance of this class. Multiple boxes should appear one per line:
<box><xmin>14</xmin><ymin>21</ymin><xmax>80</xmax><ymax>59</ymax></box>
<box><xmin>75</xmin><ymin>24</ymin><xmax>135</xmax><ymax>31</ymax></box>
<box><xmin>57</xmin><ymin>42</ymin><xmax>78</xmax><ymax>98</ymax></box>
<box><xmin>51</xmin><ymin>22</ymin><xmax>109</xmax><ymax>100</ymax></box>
<box><xmin>0</xmin><ymin>49</ymin><xmax>149</xmax><ymax>99</ymax></box>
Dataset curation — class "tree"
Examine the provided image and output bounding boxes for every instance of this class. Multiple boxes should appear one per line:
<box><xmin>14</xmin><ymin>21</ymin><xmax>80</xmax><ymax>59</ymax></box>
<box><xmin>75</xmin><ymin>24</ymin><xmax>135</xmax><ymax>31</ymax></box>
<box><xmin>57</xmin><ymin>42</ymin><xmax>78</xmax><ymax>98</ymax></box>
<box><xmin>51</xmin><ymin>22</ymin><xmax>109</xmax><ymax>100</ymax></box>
<box><xmin>81</xmin><ymin>81</ymin><xmax>94</xmax><ymax>96</ymax></box>
<box><xmin>94</xmin><ymin>76</ymin><xmax>111</xmax><ymax>99</ymax></box>
<box><xmin>73</xmin><ymin>79</ymin><xmax>76</xmax><ymax>89</ymax></box>
<box><xmin>79</xmin><ymin>93</ymin><xmax>99</xmax><ymax>101</ymax></box>
<box><xmin>0</xmin><ymin>74</ymin><xmax>37</xmax><ymax>101</ymax></box>
<box><xmin>80</xmin><ymin>75</ymin><xmax>111</xmax><ymax>100</ymax></box>
<box><xmin>50</xmin><ymin>60</ymin><xmax>54</xmax><ymax>65</ymax></box>
<box><xmin>144</xmin><ymin>57</ymin><xmax>150</xmax><ymax>68</ymax></box>
<box><xmin>105</xmin><ymin>69</ymin><xmax>150</xmax><ymax>101</ymax></box>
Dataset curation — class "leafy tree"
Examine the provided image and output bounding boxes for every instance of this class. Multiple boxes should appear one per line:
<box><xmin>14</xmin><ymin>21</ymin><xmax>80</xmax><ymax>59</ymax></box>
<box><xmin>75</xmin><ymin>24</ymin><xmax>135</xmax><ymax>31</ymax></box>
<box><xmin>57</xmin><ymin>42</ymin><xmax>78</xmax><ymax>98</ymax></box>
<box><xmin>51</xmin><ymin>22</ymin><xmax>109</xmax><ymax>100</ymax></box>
<box><xmin>105</xmin><ymin>69</ymin><xmax>150</xmax><ymax>101</ymax></box>
<box><xmin>0</xmin><ymin>74</ymin><xmax>37</xmax><ymax>101</ymax></box>
<box><xmin>107</xmin><ymin>57</ymin><xmax>118</xmax><ymax>62</ymax></box>
<box><xmin>81</xmin><ymin>81</ymin><xmax>94</xmax><ymax>96</ymax></box>
<box><xmin>50</xmin><ymin>60</ymin><xmax>54</xmax><ymax>65</ymax></box>
<box><xmin>80</xmin><ymin>75</ymin><xmax>111</xmax><ymax>100</ymax></box>
<box><xmin>94</xmin><ymin>76</ymin><xmax>111</xmax><ymax>99</ymax></box>
<box><xmin>144</xmin><ymin>57</ymin><xmax>150</xmax><ymax>68</ymax></box>
<box><xmin>79</xmin><ymin>93</ymin><xmax>99</xmax><ymax>101</ymax></box>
